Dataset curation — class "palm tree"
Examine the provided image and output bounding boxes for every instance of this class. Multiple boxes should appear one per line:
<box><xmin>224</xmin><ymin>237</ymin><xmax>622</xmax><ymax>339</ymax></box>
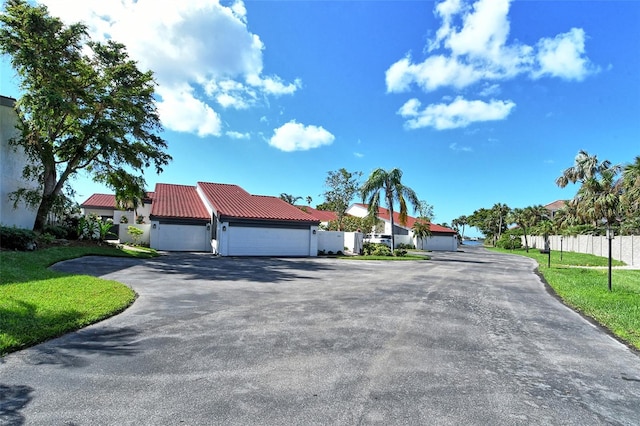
<box><xmin>556</xmin><ymin>150</ymin><xmax>615</xmax><ymax>188</ymax></box>
<box><xmin>452</xmin><ymin>215</ymin><xmax>468</xmax><ymax>241</ymax></box>
<box><xmin>279</xmin><ymin>193</ymin><xmax>302</xmax><ymax>205</ymax></box>
<box><xmin>360</xmin><ymin>168</ymin><xmax>419</xmax><ymax>252</ymax></box>
<box><xmin>412</xmin><ymin>219</ymin><xmax>431</xmax><ymax>250</ymax></box>
<box><xmin>557</xmin><ymin>151</ymin><xmax>622</xmax><ymax>229</ymax></box>
<box><xmin>621</xmin><ymin>156</ymin><xmax>640</xmax><ymax>219</ymax></box>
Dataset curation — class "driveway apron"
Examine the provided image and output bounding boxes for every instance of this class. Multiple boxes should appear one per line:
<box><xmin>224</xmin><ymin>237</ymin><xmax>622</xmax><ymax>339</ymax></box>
<box><xmin>1</xmin><ymin>247</ymin><xmax>639</xmax><ymax>425</ymax></box>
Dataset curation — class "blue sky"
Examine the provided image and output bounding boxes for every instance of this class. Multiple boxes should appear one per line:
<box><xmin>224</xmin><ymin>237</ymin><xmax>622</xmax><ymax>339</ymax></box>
<box><xmin>2</xmin><ymin>0</ymin><xmax>639</xmax><ymax>237</ymax></box>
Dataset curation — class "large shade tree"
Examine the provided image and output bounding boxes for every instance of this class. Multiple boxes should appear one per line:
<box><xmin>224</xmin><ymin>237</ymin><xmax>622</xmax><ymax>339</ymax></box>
<box><xmin>0</xmin><ymin>0</ymin><xmax>171</xmax><ymax>231</ymax></box>
<box><xmin>360</xmin><ymin>167</ymin><xmax>419</xmax><ymax>252</ymax></box>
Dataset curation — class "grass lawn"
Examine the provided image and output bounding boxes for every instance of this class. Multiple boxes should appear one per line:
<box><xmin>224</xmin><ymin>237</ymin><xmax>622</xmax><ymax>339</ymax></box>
<box><xmin>1</xmin><ymin>245</ymin><xmax>156</xmax><ymax>356</ymax></box>
<box><xmin>491</xmin><ymin>247</ymin><xmax>640</xmax><ymax>350</ymax></box>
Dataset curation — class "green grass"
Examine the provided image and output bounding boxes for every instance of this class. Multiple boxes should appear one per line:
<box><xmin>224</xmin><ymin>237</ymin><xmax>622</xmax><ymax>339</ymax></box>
<box><xmin>491</xmin><ymin>247</ymin><xmax>640</xmax><ymax>350</ymax></box>
<box><xmin>1</xmin><ymin>245</ymin><xmax>156</xmax><ymax>356</ymax></box>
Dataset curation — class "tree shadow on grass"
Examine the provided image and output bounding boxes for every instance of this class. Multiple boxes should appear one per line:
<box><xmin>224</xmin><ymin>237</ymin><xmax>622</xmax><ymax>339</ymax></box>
<box><xmin>0</xmin><ymin>384</ymin><xmax>33</xmax><ymax>426</ymax></box>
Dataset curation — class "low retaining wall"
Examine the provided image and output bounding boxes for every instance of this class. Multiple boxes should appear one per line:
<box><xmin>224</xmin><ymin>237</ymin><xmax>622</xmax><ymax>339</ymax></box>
<box><xmin>525</xmin><ymin>235</ymin><xmax>639</xmax><ymax>266</ymax></box>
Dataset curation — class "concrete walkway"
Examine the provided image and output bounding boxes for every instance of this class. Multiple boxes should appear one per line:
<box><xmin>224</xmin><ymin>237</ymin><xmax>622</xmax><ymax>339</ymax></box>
<box><xmin>1</xmin><ymin>246</ymin><xmax>639</xmax><ymax>425</ymax></box>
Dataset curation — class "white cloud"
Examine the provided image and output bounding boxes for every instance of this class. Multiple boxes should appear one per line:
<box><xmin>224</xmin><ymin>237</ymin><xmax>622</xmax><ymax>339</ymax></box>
<box><xmin>354</xmin><ymin>152</ymin><xmax>364</xmax><ymax>158</ymax></box>
<box><xmin>398</xmin><ymin>96</ymin><xmax>515</xmax><ymax>130</ymax></box>
<box><xmin>533</xmin><ymin>28</ymin><xmax>594</xmax><ymax>81</ymax></box>
<box><xmin>269</xmin><ymin>121</ymin><xmax>335</xmax><ymax>152</ymax></box>
<box><xmin>226</xmin><ymin>131</ymin><xmax>251</xmax><ymax>140</ymax></box>
<box><xmin>38</xmin><ymin>0</ymin><xmax>299</xmax><ymax>136</ymax></box>
<box><xmin>386</xmin><ymin>0</ymin><xmax>596</xmax><ymax>94</ymax></box>
<box><xmin>156</xmin><ymin>85</ymin><xmax>221</xmax><ymax>137</ymax></box>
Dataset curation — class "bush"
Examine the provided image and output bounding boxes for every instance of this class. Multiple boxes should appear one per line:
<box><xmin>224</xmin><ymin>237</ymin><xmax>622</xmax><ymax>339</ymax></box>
<box><xmin>127</xmin><ymin>226</ymin><xmax>144</xmax><ymax>245</ymax></box>
<box><xmin>394</xmin><ymin>249</ymin><xmax>407</xmax><ymax>257</ymax></box>
<box><xmin>42</xmin><ymin>224</ymin><xmax>69</xmax><ymax>239</ymax></box>
<box><xmin>0</xmin><ymin>226</ymin><xmax>38</xmax><ymax>251</ymax></box>
<box><xmin>362</xmin><ymin>242</ymin><xmax>393</xmax><ymax>256</ymax></box>
<box><xmin>496</xmin><ymin>232</ymin><xmax>523</xmax><ymax>250</ymax></box>
<box><xmin>397</xmin><ymin>243</ymin><xmax>415</xmax><ymax>250</ymax></box>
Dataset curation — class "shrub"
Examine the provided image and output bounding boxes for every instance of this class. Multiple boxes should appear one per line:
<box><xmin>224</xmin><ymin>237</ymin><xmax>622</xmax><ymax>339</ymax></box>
<box><xmin>397</xmin><ymin>243</ymin><xmax>415</xmax><ymax>250</ymax></box>
<box><xmin>136</xmin><ymin>215</ymin><xmax>145</xmax><ymax>224</ymax></box>
<box><xmin>127</xmin><ymin>226</ymin><xmax>144</xmax><ymax>245</ymax></box>
<box><xmin>120</xmin><ymin>216</ymin><xmax>129</xmax><ymax>223</ymax></box>
<box><xmin>42</xmin><ymin>224</ymin><xmax>69</xmax><ymax>239</ymax></box>
<box><xmin>394</xmin><ymin>248</ymin><xmax>407</xmax><ymax>257</ymax></box>
<box><xmin>496</xmin><ymin>232</ymin><xmax>523</xmax><ymax>250</ymax></box>
<box><xmin>0</xmin><ymin>225</ymin><xmax>38</xmax><ymax>251</ymax></box>
<box><xmin>362</xmin><ymin>242</ymin><xmax>392</xmax><ymax>256</ymax></box>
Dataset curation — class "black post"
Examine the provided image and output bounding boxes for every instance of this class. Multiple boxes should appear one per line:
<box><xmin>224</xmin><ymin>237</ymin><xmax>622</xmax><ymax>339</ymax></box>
<box><xmin>608</xmin><ymin>233</ymin><xmax>612</xmax><ymax>292</ymax></box>
<box><xmin>548</xmin><ymin>248</ymin><xmax>551</xmax><ymax>268</ymax></box>
<box><xmin>560</xmin><ymin>237</ymin><xmax>563</xmax><ymax>261</ymax></box>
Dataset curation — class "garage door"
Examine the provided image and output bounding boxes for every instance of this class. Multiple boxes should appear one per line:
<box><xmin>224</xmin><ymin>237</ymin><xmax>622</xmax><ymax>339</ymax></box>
<box><xmin>227</xmin><ymin>226</ymin><xmax>310</xmax><ymax>256</ymax></box>
<box><xmin>157</xmin><ymin>224</ymin><xmax>210</xmax><ymax>251</ymax></box>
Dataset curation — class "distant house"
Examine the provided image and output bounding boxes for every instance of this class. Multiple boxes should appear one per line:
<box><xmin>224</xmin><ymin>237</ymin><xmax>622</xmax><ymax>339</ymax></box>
<box><xmin>297</xmin><ymin>206</ymin><xmax>338</xmax><ymax>227</ymax></box>
<box><xmin>82</xmin><ymin>181</ymin><xmax>320</xmax><ymax>256</ymax></box>
<box><xmin>544</xmin><ymin>200</ymin><xmax>567</xmax><ymax>219</ymax></box>
<box><xmin>81</xmin><ymin>192</ymin><xmax>154</xmax><ymax>224</ymax></box>
<box><xmin>0</xmin><ymin>95</ymin><xmax>38</xmax><ymax>229</ymax></box>
<box><xmin>346</xmin><ymin>203</ymin><xmax>458</xmax><ymax>251</ymax></box>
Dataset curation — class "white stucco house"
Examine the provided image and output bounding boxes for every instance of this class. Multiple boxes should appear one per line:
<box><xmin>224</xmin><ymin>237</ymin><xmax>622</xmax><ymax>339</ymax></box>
<box><xmin>346</xmin><ymin>203</ymin><xmax>459</xmax><ymax>251</ymax></box>
<box><xmin>0</xmin><ymin>95</ymin><xmax>38</xmax><ymax>229</ymax></box>
<box><xmin>82</xmin><ymin>181</ymin><xmax>321</xmax><ymax>256</ymax></box>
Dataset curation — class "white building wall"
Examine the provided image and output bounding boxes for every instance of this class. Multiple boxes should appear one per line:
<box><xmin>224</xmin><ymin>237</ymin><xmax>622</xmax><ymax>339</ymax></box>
<box><xmin>1</xmin><ymin>96</ymin><xmax>38</xmax><ymax>229</ymax></box>
<box><xmin>317</xmin><ymin>230</ymin><xmax>344</xmax><ymax>253</ymax></box>
<box><xmin>118</xmin><ymin>224</ymin><xmax>151</xmax><ymax>245</ymax></box>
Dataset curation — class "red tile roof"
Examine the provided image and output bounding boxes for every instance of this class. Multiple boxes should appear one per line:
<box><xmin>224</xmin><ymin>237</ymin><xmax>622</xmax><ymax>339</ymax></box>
<box><xmin>198</xmin><ymin>182</ymin><xmax>319</xmax><ymax>223</ymax></box>
<box><xmin>353</xmin><ymin>203</ymin><xmax>457</xmax><ymax>234</ymax></box>
<box><xmin>297</xmin><ymin>206</ymin><xmax>338</xmax><ymax>222</ymax></box>
<box><xmin>150</xmin><ymin>184</ymin><xmax>210</xmax><ymax>220</ymax></box>
<box><xmin>81</xmin><ymin>193</ymin><xmax>116</xmax><ymax>209</ymax></box>
<box><xmin>81</xmin><ymin>192</ymin><xmax>154</xmax><ymax>209</ymax></box>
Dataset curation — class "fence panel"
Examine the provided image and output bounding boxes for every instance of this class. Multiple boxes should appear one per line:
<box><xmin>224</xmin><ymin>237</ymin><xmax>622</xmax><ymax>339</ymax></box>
<box><xmin>523</xmin><ymin>234</ymin><xmax>638</xmax><ymax>266</ymax></box>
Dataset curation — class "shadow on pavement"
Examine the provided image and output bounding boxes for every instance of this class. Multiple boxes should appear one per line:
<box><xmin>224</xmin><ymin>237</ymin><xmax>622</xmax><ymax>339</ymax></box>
<box><xmin>0</xmin><ymin>384</ymin><xmax>33</xmax><ymax>426</ymax></box>
<box><xmin>23</xmin><ymin>327</ymin><xmax>141</xmax><ymax>368</ymax></box>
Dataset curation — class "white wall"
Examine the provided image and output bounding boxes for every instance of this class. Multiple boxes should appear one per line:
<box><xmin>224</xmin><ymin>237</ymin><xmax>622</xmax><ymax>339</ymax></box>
<box><xmin>317</xmin><ymin>230</ymin><xmax>344</xmax><ymax>253</ymax></box>
<box><xmin>1</xmin><ymin>97</ymin><xmax>38</xmax><ymax>229</ymax></box>
<box><xmin>415</xmin><ymin>235</ymin><xmax>458</xmax><ymax>251</ymax></box>
<box><xmin>526</xmin><ymin>234</ymin><xmax>640</xmax><ymax>266</ymax></box>
<box><xmin>344</xmin><ymin>232</ymin><xmax>364</xmax><ymax>254</ymax></box>
<box><xmin>118</xmin><ymin>224</ymin><xmax>151</xmax><ymax>245</ymax></box>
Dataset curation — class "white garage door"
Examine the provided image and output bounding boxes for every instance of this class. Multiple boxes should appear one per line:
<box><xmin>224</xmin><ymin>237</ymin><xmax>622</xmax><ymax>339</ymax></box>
<box><xmin>157</xmin><ymin>224</ymin><xmax>210</xmax><ymax>251</ymax></box>
<box><xmin>228</xmin><ymin>226</ymin><xmax>310</xmax><ymax>256</ymax></box>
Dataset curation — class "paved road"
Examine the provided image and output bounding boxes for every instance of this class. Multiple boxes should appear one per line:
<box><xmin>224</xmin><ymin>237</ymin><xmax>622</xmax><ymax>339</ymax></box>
<box><xmin>1</xmin><ymin>247</ymin><xmax>639</xmax><ymax>425</ymax></box>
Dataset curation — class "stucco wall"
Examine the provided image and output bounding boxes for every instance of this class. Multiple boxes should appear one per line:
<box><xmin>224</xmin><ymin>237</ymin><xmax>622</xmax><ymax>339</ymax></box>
<box><xmin>0</xmin><ymin>96</ymin><xmax>38</xmax><ymax>229</ymax></box>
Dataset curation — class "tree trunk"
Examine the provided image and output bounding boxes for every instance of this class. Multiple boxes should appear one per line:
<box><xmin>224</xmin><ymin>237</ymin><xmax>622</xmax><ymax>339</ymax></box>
<box><xmin>33</xmin><ymin>163</ymin><xmax>58</xmax><ymax>232</ymax></box>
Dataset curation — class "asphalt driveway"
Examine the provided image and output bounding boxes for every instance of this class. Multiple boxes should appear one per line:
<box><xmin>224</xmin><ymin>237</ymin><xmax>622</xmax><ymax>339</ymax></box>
<box><xmin>1</xmin><ymin>246</ymin><xmax>639</xmax><ymax>425</ymax></box>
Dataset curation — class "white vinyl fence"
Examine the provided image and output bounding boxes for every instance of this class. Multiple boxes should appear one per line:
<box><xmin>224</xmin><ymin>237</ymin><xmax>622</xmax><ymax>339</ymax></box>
<box><xmin>525</xmin><ymin>235</ymin><xmax>640</xmax><ymax>266</ymax></box>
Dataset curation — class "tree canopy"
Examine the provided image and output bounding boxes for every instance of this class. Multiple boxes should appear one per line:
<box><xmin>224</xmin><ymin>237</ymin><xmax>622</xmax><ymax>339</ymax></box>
<box><xmin>0</xmin><ymin>0</ymin><xmax>171</xmax><ymax>231</ymax></box>
<box><xmin>322</xmin><ymin>168</ymin><xmax>362</xmax><ymax>231</ymax></box>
